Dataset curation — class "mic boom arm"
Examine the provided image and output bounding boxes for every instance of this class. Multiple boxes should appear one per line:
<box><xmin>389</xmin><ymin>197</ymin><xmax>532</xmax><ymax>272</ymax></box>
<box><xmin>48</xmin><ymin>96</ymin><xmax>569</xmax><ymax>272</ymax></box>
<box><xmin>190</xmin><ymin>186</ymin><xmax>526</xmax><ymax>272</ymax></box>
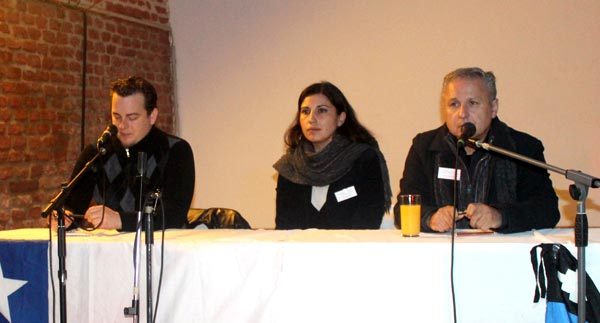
<box><xmin>467</xmin><ymin>136</ymin><xmax>599</xmax><ymax>323</ymax></box>
<box><xmin>467</xmin><ymin>139</ymin><xmax>600</xmax><ymax>188</ymax></box>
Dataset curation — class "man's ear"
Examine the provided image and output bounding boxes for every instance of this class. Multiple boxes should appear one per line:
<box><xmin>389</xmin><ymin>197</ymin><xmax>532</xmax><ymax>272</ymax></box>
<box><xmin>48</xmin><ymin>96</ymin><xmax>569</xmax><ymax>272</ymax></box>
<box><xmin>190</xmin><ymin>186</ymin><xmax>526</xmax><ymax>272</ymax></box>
<box><xmin>150</xmin><ymin>107</ymin><xmax>158</xmax><ymax>125</ymax></box>
<box><xmin>491</xmin><ymin>98</ymin><xmax>499</xmax><ymax>119</ymax></box>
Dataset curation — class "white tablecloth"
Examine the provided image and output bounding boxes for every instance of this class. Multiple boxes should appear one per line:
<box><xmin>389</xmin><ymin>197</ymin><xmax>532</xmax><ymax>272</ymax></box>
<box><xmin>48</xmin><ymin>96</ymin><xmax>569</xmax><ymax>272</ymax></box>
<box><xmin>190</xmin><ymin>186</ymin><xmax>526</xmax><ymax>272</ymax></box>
<box><xmin>1</xmin><ymin>228</ymin><xmax>599</xmax><ymax>323</ymax></box>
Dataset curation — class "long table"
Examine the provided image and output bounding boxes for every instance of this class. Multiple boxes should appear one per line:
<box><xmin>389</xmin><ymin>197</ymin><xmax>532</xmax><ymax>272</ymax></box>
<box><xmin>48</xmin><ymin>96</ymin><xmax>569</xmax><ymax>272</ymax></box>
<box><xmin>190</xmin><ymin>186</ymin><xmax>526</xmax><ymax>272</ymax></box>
<box><xmin>1</xmin><ymin>228</ymin><xmax>599</xmax><ymax>322</ymax></box>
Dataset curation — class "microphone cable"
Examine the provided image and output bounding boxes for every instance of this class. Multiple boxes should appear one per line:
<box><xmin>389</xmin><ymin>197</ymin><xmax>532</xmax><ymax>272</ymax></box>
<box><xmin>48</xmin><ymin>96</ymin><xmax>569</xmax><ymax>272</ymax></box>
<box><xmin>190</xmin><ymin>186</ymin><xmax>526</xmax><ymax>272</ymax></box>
<box><xmin>151</xmin><ymin>194</ymin><xmax>166</xmax><ymax>323</ymax></box>
<box><xmin>450</xmin><ymin>146</ymin><xmax>460</xmax><ymax>323</ymax></box>
<box><xmin>449</xmin><ymin>121</ymin><xmax>475</xmax><ymax>323</ymax></box>
<box><xmin>79</xmin><ymin>152</ymin><xmax>108</xmax><ymax>232</ymax></box>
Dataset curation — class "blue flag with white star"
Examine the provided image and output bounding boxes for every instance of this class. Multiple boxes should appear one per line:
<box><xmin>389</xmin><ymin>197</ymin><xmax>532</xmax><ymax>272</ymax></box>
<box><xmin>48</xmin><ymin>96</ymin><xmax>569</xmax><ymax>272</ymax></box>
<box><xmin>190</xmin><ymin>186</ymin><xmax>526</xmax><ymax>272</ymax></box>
<box><xmin>531</xmin><ymin>243</ymin><xmax>600</xmax><ymax>323</ymax></box>
<box><xmin>0</xmin><ymin>241</ymin><xmax>48</xmax><ymax>323</ymax></box>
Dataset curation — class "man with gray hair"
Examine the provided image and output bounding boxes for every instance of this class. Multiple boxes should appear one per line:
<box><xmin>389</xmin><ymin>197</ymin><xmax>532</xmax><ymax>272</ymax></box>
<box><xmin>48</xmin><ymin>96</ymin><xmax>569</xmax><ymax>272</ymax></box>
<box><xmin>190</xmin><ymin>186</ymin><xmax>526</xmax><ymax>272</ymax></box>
<box><xmin>394</xmin><ymin>67</ymin><xmax>559</xmax><ymax>233</ymax></box>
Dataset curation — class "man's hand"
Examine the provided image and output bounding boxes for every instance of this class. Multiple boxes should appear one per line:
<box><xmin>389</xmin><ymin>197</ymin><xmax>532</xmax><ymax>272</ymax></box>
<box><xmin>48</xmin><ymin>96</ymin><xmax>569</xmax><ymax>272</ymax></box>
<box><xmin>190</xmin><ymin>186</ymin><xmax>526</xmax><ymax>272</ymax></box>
<box><xmin>429</xmin><ymin>206</ymin><xmax>466</xmax><ymax>232</ymax></box>
<box><xmin>48</xmin><ymin>210</ymin><xmax>74</xmax><ymax>231</ymax></box>
<box><xmin>464</xmin><ymin>203</ymin><xmax>502</xmax><ymax>230</ymax></box>
<box><xmin>84</xmin><ymin>205</ymin><xmax>122</xmax><ymax>230</ymax></box>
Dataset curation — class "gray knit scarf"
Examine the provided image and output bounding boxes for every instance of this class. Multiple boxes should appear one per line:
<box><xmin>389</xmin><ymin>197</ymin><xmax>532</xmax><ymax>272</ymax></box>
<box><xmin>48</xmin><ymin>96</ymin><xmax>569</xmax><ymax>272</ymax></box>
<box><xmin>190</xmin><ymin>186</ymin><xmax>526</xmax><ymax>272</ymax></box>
<box><xmin>274</xmin><ymin>135</ymin><xmax>392</xmax><ymax>210</ymax></box>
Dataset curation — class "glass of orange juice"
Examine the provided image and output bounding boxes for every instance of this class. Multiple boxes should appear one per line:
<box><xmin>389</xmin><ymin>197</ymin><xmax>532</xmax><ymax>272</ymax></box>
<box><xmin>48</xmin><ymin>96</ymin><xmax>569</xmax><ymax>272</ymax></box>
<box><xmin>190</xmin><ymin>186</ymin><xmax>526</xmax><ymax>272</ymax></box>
<box><xmin>400</xmin><ymin>194</ymin><xmax>421</xmax><ymax>237</ymax></box>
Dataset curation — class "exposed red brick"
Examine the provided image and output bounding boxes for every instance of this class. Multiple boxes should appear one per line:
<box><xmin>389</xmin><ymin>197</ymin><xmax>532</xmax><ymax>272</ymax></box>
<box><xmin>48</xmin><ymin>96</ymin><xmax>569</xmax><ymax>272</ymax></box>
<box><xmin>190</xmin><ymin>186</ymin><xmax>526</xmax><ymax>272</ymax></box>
<box><xmin>0</xmin><ymin>23</ymin><xmax>9</xmax><ymax>34</ymax></box>
<box><xmin>36</xmin><ymin>43</ymin><xmax>48</xmax><ymax>55</ymax></box>
<box><xmin>155</xmin><ymin>5</ymin><xmax>167</xmax><ymax>15</ymax></box>
<box><xmin>27</xmin><ymin>54</ymin><xmax>41</xmax><ymax>68</ymax></box>
<box><xmin>42</xmin><ymin>30</ymin><xmax>56</xmax><ymax>43</ymax></box>
<box><xmin>22</xmin><ymin>13</ymin><xmax>36</xmax><ymax>25</ymax></box>
<box><xmin>28</xmin><ymin>2</ymin><xmax>43</xmax><ymax>16</ymax></box>
<box><xmin>37</xmin><ymin>123</ymin><xmax>51</xmax><ymax>135</ymax></box>
<box><xmin>28</xmin><ymin>136</ymin><xmax>41</xmax><ymax>150</ymax></box>
<box><xmin>7</xmin><ymin>95</ymin><xmax>23</xmax><ymax>108</ymax></box>
<box><xmin>0</xmin><ymin>108</ymin><xmax>9</xmax><ymax>121</ymax></box>
<box><xmin>41</xmin><ymin>5</ymin><xmax>57</xmax><ymax>20</ymax></box>
<box><xmin>27</xmin><ymin>27</ymin><xmax>41</xmax><ymax>40</ymax></box>
<box><xmin>31</xmin><ymin>165</ymin><xmax>44</xmax><ymax>178</ymax></box>
<box><xmin>5</xmin><ymin>10</ymin><xmax>20</xmax><ymax>25</ymax></box>
<box><xmin>13</xmin><ymin>136</ymin><xmax>26</xmax><ymax>149</ymax></box>
<box><xmin>61</xmin><ymin>22</ymin><xmax>73</xmax><ymax>33</ymax></box>
<box><xmin>22</xmin><ymin>40</ymin><xmax>37</xmax><ymax>53</ymax></box>
<box><xmin>28</xmin><ymin>206</ymin><xmax>42</xmax><ymax>220</ymax></box>
<box><xmin>35</xmin><ymin>150</ymin><xmax>51</xmax><ymax>161</ymax></box>
<box><xmin>10</xmin><ymin>208</ymin><xmax>27</xmax><ymax>220</ymax></box>
<box><xmin>0</xmin><ymin>166</ymin><xmax>11</xmax><ymax>180</ymax></box>
<box><xmin>9</xmin><ymin>122</ymin><xmax>25</xmax><ymax>134</ymax></box>
<box><xmin>88</xmin><ymin>29</ymin><xmax>99</xmax><ymax>40</ymax></box>
<box><xmin>56</xmin><ymin>33</ymin><xmax>69</xmax><ymax>45</ymax></box>
<box><xmin>7</xmin><ymin>38</ymin><xmax>21</xmax><ymax>50</ymax></box>
<box><xmin>9</xmin><ymin>179</ymin><xmax>38</xmax><ymax>193</ymax></box>
<box><xmin>35</xmin><ymin>15</ymin><xmax>47</xmax><ymax>29</ymax></box>
<box><xmin>0</xmin><ymin>137</ymin><xmax>9</xmax><ymax>150</ymax></box>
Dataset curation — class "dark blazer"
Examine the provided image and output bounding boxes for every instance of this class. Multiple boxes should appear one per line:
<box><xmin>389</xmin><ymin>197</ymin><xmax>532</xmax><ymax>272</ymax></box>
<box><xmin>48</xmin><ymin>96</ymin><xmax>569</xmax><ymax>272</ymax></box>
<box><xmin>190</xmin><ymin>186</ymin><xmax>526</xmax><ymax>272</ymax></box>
<box><xmin>394</xmin><ymin>118</ymin><xmax>560</xmax><ymax>233</ymax></box>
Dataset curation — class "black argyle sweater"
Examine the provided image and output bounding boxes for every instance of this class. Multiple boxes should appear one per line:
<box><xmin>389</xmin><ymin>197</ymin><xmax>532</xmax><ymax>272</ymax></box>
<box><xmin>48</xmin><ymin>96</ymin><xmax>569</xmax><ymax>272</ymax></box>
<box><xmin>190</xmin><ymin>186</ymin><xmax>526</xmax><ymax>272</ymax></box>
<box><xmin>64</xmin><ymin>126</ymin><xmax>195</xmax><ymax>231</ymax></box>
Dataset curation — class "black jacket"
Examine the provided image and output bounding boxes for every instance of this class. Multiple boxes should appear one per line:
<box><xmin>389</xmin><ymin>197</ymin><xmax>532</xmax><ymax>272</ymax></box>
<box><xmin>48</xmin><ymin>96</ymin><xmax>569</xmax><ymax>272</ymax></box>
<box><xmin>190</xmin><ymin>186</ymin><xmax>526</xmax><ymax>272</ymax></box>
<box><xmin>65</xmin><ymin>126</ymin><xmax>195</xmax><ymax>231</ymax></box>
<box><xmin>276</xmin><ymin>148</ymin><xmax>385</xmax><ymax>229</ymax></box>
<box><xmin>394</xmin><ymin>118</ymin><xmax>560</xmax><ymax>233</ymax></box>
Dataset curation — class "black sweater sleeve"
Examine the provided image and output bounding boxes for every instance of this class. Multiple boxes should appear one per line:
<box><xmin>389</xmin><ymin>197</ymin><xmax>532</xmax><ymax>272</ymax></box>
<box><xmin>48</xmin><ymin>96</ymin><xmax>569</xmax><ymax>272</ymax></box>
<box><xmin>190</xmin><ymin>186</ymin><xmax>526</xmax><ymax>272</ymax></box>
<box><xmin>63</xmin><ymin>144</ymin><xmax>102</xmax><ymax>216</ymax></box>
<box><xmin>394</xmin><ymin>133</ymin><xmax>439</xmax><ymax>232</ymax></box>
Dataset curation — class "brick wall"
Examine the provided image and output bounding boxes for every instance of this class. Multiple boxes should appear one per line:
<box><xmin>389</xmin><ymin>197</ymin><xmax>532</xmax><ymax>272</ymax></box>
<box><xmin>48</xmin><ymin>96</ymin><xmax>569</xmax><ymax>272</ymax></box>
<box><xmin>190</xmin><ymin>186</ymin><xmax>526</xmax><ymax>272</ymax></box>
<box><xmin>0</xmin><ymin>0</ymin><xmax>174</xmax><ymax>229</ymax></box>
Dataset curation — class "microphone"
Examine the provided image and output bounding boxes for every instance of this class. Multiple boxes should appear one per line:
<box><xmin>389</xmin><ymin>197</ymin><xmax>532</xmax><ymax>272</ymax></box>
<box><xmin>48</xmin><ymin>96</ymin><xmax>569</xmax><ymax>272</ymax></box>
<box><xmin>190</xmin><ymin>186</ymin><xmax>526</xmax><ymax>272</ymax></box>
<box><xmin>97</xmin><ymin>124</ymin><xmax>118</xmax><ymax>152</ymax></box>
<box><xmin>137</xmin><ymin>151</ymin><xmax>147</xmax><ymax>178</ymax></box>
<box><xmin>457</xmin><ymin>122</ymin><xmax>476</xmax><ymax>148</ymax></box>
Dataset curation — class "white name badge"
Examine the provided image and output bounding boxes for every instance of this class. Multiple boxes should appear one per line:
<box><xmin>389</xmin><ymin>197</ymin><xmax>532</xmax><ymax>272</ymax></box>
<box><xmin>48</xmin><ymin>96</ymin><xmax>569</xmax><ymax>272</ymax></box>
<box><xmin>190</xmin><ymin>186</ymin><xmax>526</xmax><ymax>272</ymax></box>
<box><xmin>437</xmin><ymin>167</ymin><xmax>461</xmax><ymax>180</ymax></box>
<box><xmin>335</xmin><ymin>186</ymin><xmax>358</xmax><ymax>202</ymax></box>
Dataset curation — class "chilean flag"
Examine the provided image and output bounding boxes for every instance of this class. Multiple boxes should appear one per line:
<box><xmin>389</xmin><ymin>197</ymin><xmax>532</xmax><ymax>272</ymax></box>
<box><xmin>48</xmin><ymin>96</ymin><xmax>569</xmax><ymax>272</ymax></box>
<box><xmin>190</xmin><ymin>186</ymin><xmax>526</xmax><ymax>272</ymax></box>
<box><xmin>0</xmin><ymin>241</ymin><xmax>48</xmax><ymax>323</ymax></box>
<box><xmin>531</xmin><ymin>243</ymin><xmax>600</xmax><ymax>323</ymax></box>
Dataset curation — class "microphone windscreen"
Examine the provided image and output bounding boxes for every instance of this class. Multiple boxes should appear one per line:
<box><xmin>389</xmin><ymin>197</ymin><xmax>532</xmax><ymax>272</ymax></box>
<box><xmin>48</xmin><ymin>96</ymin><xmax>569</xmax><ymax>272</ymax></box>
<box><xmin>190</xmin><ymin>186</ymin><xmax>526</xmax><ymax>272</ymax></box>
<box><xmin>107</xmin><ymin>124</ymin><xmax>118</xmax><ymax>136</ymax></box>
<box><xmin>457</xmin><ymin>122</ymin><xmax>476</xmax><ymax>148</ymax></box>
<box><xmin>461</xmin><ymin>122</ymin><xmax>476</xmax><ymax>139</ymax></box>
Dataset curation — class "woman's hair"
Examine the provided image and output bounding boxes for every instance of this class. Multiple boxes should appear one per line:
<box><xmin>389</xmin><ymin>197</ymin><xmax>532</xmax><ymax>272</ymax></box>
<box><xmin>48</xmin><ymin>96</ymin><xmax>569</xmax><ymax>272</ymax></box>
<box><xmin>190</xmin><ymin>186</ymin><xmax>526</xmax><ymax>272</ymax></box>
<box><xmin>283</xmin><ymin>81</ymin><xmax>377</xmax><ymax>150</ymax></box>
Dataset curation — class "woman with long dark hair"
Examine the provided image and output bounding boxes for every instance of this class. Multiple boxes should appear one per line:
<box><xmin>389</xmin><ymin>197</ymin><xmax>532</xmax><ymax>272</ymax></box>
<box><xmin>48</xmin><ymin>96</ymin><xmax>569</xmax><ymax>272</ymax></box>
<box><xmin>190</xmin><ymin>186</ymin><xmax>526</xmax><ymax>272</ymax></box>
<box><xmin>273</xmin><ymin>81</ymin><xmax>391</xmax><ymax>229</ymax></box>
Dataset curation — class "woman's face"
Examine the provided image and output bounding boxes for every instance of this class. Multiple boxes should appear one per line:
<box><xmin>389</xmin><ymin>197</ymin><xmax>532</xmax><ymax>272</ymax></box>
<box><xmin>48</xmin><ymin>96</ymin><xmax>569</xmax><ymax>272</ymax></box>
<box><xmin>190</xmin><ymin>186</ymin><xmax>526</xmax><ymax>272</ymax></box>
<box><xmin>299</xmin><ymin>93</ymin><xmax>346</xmax><ymax>153</ymax></box>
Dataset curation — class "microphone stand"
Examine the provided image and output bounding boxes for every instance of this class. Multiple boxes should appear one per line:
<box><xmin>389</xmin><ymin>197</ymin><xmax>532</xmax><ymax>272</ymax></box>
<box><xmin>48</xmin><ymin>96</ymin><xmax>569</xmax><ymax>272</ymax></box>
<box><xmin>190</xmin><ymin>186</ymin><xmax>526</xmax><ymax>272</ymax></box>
<box><xmin>469</xmin><ymin>139</ymin><xmax>600</xmax><ymax>323</ymax></box>
<box><xmin>124</xmin><ymin>152</ymin><xmax>146</xmax><ymax>323</ymax></box>
<box><xmin>41</xmin><ymin>149</ymin><xmax>108</xmax><ymax>323</ymax></box>
<box><xmin>144</xmin><ymin>190</ymin><xmax>160</xmax><ymax>323</ymax></box>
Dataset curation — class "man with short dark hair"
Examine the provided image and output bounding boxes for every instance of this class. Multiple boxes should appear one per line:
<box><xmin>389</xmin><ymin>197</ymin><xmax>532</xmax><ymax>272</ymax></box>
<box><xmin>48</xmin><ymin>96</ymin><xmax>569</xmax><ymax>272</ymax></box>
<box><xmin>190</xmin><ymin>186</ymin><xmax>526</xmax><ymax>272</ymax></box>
<box><xmin>63</xmin><ymin>76</ymin><xmax>195</xmax><ymax>231</ymax></box>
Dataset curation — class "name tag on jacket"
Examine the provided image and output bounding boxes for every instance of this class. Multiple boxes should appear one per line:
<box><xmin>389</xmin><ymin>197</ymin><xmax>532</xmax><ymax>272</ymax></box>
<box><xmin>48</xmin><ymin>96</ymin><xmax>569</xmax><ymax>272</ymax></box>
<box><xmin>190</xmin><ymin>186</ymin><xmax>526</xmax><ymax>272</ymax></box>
<box><xmin>335</xmin><ymin>186</ymin><xmax>358</xmax><ymax>202</ymax></box>
<box><xmin>437</xmin><ymin>167</ymin><xmax>461</xmax><ymax>180</ymax></box>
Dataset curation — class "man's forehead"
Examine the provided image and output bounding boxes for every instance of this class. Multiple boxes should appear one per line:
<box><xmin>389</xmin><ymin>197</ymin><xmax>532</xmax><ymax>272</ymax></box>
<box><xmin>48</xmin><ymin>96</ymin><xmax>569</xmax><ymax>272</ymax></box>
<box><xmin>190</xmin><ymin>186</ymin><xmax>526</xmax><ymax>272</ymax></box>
<box><xmin>111</xmin><ymin>93</ymin><xmax>147</xmax><ymax>113</ymax></box>
<box><xmin>112</xmin><ymin>110</ymin><xmax>142</xmax><ymax>116</ymax></box>
<box><xmin>444</xmin><ymin>78</ymin><xmax>488</xmax><ymax>97</ymax></box>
